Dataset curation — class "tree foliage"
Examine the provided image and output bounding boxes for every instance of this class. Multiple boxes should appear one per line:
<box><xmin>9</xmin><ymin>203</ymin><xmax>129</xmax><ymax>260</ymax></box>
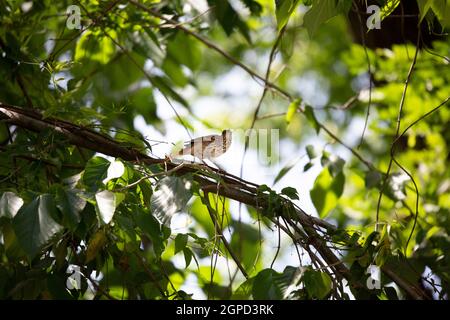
<box><xmin>0</xmin><ymin>0</ymin><xmax>449</xmax><ymax>300</ymax></box>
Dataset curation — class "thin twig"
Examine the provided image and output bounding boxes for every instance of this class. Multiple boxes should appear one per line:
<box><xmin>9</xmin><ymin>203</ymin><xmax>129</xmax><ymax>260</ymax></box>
<box><xmin>128</xmin><ymin>0</ymin><xmax>291</xmax><ymax>100</ymax></box>
<box><xmin>204</xmin><ymin>192</ymin><xmax>249</xmax><ymax>279</ymax></box>
<box><xmin>376</xmin><ymin>33</ymin><xmax>421</xmax><ymax>231</ymax></box>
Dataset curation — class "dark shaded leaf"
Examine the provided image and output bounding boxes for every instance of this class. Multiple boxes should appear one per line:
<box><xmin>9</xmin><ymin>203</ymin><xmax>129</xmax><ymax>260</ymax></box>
<box><xmin>281</xmin><ymin>187</ymin><xmax>299</xmax><ymax>200</ymax></box>
<box><xmin>302</xmin><ymin>269</ymin><xmax>332</xmax><ymax>299</ymax></box>
<box><xmin>303</xmin><ymin>105</ymin><xmax>320</xmax><ymax>134</ymax></box>
<box><xmin>55</xmin><ymin>187</ymin><xmax>86</xmax><ymax>231</ymax></box>
<box><xmin>175</xmin><ymin>233</ymin><xmax>188</xmax><ymax>254</ymax></box>
<box><xmin>252</xmin><ymin>269</ymin><xmax>283</xmax><ymax>299</ymax></box>
<box><xmin>83</xmin><ymin>156</ymin><xmax>111</xmax><ymax>192</ymax></box>
<box><xmin>13</xmin><ymin>195</ymin><xmax>62</xmax><ymax>259</ymax></box>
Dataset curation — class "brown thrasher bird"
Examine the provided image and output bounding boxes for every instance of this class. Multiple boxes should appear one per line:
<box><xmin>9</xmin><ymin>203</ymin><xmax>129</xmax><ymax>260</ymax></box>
<box><xmin>172</xmin><ymin>130</ymin><xmax>232</xmax><ymax>160</ymax></box>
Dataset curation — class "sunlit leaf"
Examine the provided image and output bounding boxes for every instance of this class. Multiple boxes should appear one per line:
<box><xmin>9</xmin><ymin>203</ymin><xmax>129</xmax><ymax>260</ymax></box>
<box><xmin>286</xmin><ymin>98</ymin><xmax>301</xmax><ymax>124</ymax></box>
<box><xmin>310</xmin><ymin>168</ymin><xmax>345</xmax><ymax>218</ymax></box>
<box><xmin>95</xmin><ymin>190</ymin><xmax>124</xmax><ymax>224</ymax></box>
<box><xmin>0</xmin><ymin>192</ymin><xmax>23</xmax><ymax>219</ymax></box>
<box><xmin>151</xmin><ymin>176</ymin><xmax>192</xmax><ymax>226</ymax></box>
<box><xmin>380</xmin><ymin>0</ymin><xmax>401</xmax><ymax>21</ymax></box>
<box><xmin>275</xmin><ymin>0</ymin><xmax>300</xmax><ymax>31</ymax></box>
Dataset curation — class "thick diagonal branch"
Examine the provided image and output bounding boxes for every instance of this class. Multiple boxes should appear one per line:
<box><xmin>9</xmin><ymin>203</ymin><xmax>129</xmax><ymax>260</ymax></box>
<box><xmin>0</xmin><ymin>102</ymin><xmax>428</xmax><ymax>299</ymax></box>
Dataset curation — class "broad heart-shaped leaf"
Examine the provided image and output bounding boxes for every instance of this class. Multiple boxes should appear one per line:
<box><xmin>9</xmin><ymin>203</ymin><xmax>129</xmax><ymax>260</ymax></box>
<box><xmin>13</xmin><ymin>195</ymin><xmax>62</xmax><ymax>259</ymax></box>
<box><xmin>55</xmin><ymin>187</ymin><xmax>86</xmax><ymax>231</ymax></box>
<box><xmin>83</xmin><ymin>156</ymin><xmax>111</xmax><ymax>192</ymax></box>
<box><xmin>252</xmin><ymin>267</ymin><xmax>302</xmax><ymax>299</ymax></box>
<box><xmin>134</xmin><ymin>208</ymin><xmax>168</xmax><ymax>255</ymax></box>
<box><xmin>310</xmin><ymin>168</ymin><xmax>345</xmax><ymax>218</ymax></box>
<box><xmin>302</xmin><ymin>269</ymin><xmax>332</xmax><ymax>299</ymax></box>
<box><xmin>0</xmin><ymin>192</ymin><xmax>24</xmax><ymax>219</ymax></box>
<box><xmin>303</xmin><ymin>0</ymin><xmax>340</xmax><ymax>37</ymax></box>
<box><xmin>95</xmin><ymin>190</ymin><xmax>124</xmax><ymax>225</ymax></box>
<box><xmin>150</xmin><ymin>176</ymin><xmax>192</xmax><ymax>226</ymax></box>
<box><xmin>252</xmin><ymin>269</ymin><xmax>283</xmax><ymax>299</ymax></box>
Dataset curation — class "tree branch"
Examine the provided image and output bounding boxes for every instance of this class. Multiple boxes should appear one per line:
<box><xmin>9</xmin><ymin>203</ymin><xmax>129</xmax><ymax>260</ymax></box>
<box><xmin>0</xmin><ymin>102</ymin><xmax>430</xmax><ymax>299</ymax></box>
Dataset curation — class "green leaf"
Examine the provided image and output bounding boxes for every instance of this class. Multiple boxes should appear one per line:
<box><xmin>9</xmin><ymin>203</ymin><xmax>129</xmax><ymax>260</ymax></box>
<box><xmin>83</xmin><ymin>156</ymin><xmax>111</xmax><ymax>192</ymax></box>
<box><xmin>74</xmin><ymin>30</ymin><xmax>116</xmax><ymax>65</ymax></box>
<box><xmin>104</xmin><ymin>160</ymin><xmax>125</xmax><ymax>184</ymax></box>
<box><xmin>252</xmin><ymin>269</ymin><xmax>283</xmax><ymax>299</ymax></box>
<box><xmin>281</xmin><ymin>187</ymin><xmax>299</xmax><ymax>200</ymax></box>
<box><xmin>207</xmin><ymin>0</ymin><xmax>252</xmax><ymax>42</ymax></box>
<box><xmin>134</xmin><ymin>209</ymin><xmax>167</xmax><ymax>255</ymax></box>
<box><xmin>303</xmin><ymin>105</ymin><xmax>320</xmax><ymax>134</ymax></box>
<box><xmin>303</xmin><ymin>162</ymin><xmax>314</xmax><ymax>172</ymax></box>
<box><xmin>273</xmin><ymin>158</ymin><xmax>299</xmax><ymax>185</ymax></box>
<box><xmin>13</xmin><ymin>195</ymin><xmax>62</xmax><ymax>259</ymax></box>
<box><xmin>47</xmin><ymin>274</ymin><xmax>74</xmax><ymax>299</ymax></box>
<box><xmin>430</xmin><ymin>0</ymin><xmax>450</xmax><ymax>27</ymax></box>
<box><xmin>303</xmin><ymin>0</ymin><xmax>340</xmax><ymax>37</ymax></box>
<box><xmin>230</xmin><ymin>221</ymin><xmax>260</xmax><ymax>269</ymax></box>
<box><xmin>241</xmin><ymin>0</ymin><xmax>263</xmax><ymax>16</ymax></box>
<box><xmin>285</xmin><ymin>98</ymin><xmax>301</xmax><ymax>124</ymax></box>
<box><xmin>275</xmin><ymin>0</ymin><xmax>301</xmax><ymax>31</ymax></box>
<box><xmin>151</xmin><ymin>176</ymin><xmax>193</xmax><ymax>226</ymax></box>
<box><xmin>85</xmin><ymin>228</ymin><xmax>107</xmax><ymax>263</ymax></box>
<box><xmin>167</xmin><ymin>31</ymin><xmax>201</xmax><ymax>71</ymax></box>
<box><xmin>0</xmin><ymin>192</ymin><xmax>23</xmax><ymax>219</ymax></box>
<box><xmin>127</xmin><ymin>87</ymin><xmax>158</xmax><ymax>124</ymax></box>
<box><xmin>302</xmin><ymin>269</ymin><xmax>332</xmax><ymax>299</ymax></box>
<box><xmin>232</xmin><ymin>277</ymin><xmax>254</xmax><ymax>299</ymax></box>
<box><xmin>55</xmin><ymin>187</ymin><xmax>86</xmax><ymax>231</ymax></box>
<box><xmin>251</xmin><ymin>267</ymin><xmax>301</xmax><ymax>299</ymax></box>
<box><xmin>417</xmin><ymin>0</ymin><xmax>433</xmax><ymax>21</ymax></box>
<box><xmin>306</xmin><ymin>144</ymin><xmax>318</xmax><ymax>159</ymax></box>
<box><xmin>365</xmin><ymin>170</ymin><xmax>382</xmax><ymax>189</ymax></box>
<box><xmin>258</xmin><ymin>184</ymin><xmax>272</xmax><ymax>193</ymax></box>
<box><xmin>162</xmin><ymin>57</ymin><xmax>189</xmax><ymax>87</ymax></box>
<box><xmin>149</xmin><ymin>75</ymin><xmax>189</xmax><ymax>108</ymax></box>
<box><xmin>183</xmin><ymin>247</ymin><xmax>193</xmax><ymax>268</ymax></box>
<box><xmin>174</xmin><ymin>233</ymin><xmax>188</xmax><ymax>254</ymax></box>
<box><xmin>380</xmin><ymin>0</ymin><xmax>401</xmax><ymax>21</ymax></box>
<box><xmin>328</xmin><ymin>156</ymin><xmax>345</xmax><ymax>177</ymax></box>
<box><xmin>310</xmin><ymin>169</ymin><xmax>345</xmax><ymax>218</ymax></box>
<box><xmin>95</xmin><ymin>190</ymin><xmax>124</xmax><ymax>225</ymax></box>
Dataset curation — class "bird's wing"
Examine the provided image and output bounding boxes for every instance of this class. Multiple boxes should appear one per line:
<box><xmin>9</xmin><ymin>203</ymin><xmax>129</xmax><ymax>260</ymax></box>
<box><xmin>183</xmin><ymin>134</ymin><xmax>216</xmax><ymax>147</ymax></box>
